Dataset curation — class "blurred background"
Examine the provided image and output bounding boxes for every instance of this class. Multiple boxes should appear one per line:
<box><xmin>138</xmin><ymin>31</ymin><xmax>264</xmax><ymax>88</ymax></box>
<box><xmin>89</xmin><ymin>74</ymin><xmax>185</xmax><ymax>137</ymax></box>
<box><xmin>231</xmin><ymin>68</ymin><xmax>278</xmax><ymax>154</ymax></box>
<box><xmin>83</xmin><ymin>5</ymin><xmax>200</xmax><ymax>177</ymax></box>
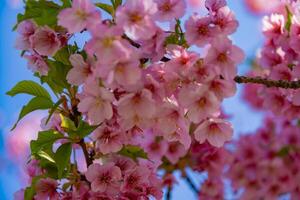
<box><xmin>0</xmin><ymin>0</ymin><xmax>268</xmax><ymax>199</ymax></box>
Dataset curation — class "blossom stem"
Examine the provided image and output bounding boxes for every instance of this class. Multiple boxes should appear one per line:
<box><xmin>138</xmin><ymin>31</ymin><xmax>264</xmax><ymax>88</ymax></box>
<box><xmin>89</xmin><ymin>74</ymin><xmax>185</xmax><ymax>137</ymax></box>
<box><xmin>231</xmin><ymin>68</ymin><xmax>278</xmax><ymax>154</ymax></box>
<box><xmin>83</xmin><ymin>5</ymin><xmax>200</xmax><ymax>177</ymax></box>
<box><xmin>166</xmin><ymin>186</ymin><xmax>172</xmax><ymax>200</ymax></box>
<box><xmin>184</xmin><ymin>174</ymin><xmax>199</xmax><ymax>195</ymax></box>
<box><xmin>78</xmin><ymin>139</ymin><xmax>93</xmax><ymax>167</ymax></box>
<box><xmin>234</xmin><ymin>76</ymin><xmax>300</xmax><ymax>89</ymax></box>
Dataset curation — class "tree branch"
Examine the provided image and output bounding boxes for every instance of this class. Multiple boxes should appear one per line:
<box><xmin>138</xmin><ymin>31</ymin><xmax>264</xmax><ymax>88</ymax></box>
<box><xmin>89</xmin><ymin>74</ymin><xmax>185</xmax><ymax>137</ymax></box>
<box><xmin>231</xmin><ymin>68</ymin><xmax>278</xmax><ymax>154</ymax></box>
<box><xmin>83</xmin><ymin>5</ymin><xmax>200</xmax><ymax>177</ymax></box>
<box><xmin>166</xmin><ymin>186</ymin><xmax>172</xmax><ymax>200</ymax></box>
<box><xmin>184</xmin><ymin>174</ymin><xmax>199</xmax><ymax>195</ymax></box>
<box><xmin>234</xmin><ymin>76</ymin><xmax>300</xmax><ymax>89</ymax></box>
<box><xmin>78</xmin><ymin>139</ymin><xmax>93</xmax><ymax>167</ymax></box>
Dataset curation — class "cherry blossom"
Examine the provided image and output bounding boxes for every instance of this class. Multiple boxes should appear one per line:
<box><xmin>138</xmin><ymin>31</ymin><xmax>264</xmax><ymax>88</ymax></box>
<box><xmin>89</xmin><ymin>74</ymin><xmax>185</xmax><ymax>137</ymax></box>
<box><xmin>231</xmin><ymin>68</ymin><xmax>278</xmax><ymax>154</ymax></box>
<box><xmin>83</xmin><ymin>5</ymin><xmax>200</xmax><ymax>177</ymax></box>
<box><xmin>194</xmin><ymin>118</ymin><xmax>233</xmax><ymax>147</ymax></box>
<box><xmin>58</xmin><ymin>0</ymin><xmax>100</xmax><ymax>33</ymax></box>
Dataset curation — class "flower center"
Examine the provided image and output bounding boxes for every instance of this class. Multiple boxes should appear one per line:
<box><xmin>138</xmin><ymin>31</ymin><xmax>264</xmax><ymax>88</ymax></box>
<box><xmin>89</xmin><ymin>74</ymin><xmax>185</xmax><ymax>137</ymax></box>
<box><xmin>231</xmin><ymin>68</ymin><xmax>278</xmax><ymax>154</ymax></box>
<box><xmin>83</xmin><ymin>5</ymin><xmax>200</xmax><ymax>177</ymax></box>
<box><xmin>217</xmin><ymin>53</ymin><xmax>227</xmax><ymax>62</ymax></box>
<box><xmin>198</xmin><ymin>26</ymin><xmax>208</xmax><ymax>35</ymax></box>
<box><xmin>129</xmin><ymin>12</ymin><xmax>143</xmax><ymax>23</ymax></box>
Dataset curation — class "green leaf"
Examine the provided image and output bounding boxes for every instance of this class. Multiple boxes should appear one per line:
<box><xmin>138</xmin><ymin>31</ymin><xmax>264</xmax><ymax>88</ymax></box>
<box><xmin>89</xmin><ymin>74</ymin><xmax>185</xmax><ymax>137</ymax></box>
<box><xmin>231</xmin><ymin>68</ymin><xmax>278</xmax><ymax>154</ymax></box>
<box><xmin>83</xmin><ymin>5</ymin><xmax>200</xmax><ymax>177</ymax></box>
<box><xmin>54</xmin><ymin>143</ymin><xmax>72</xmax><ymax>178</ymax></box>
<box><xmin>38</xmin><ymin>150</ymin><xmax>56</xmax><ymax>163</ymax></box>
<box><xmin>53</xmin><ymin>45</ymin><xmax>78</xmax><ymax>65</ymax></box>
<box><xmin>24</xmin><ymin>186</ymin><xmax>35</xmax><ymax>200</ymax></box>
<box><xmin>285</xmin><ymin>6</ymin><xmax>293</xmax><ymax>32</ymax></box>
<box><xmin>114</xmin><ymin>0</ymin><xmax>122</xmax><ymax>8</ymax></box>
<box><xmin>41</xmin><ymin>60</ymin><xmax>71</xmax><ymax>94</ymax></box>
<box><xmin>15</xmin><ymin>0</ymin><xmax>61</xmax><ymax>30</ymax></box>
<box><xmin>119</xmin><ymin>145</ymin><xmax>147</xmax><ymax>160</ymax></box>
<box><xmin>96</xmin><ymin>3</ymin><xmax>114</xmax><ymax>15</ymax></box>
<box><xmin>11</xmin><ymin>96</ymin><xmax>53</xmax><ymax>130</ymax></box>
<box><xmin>6</xmin><ymin>80</ymin><xmax>51</xmax><ymax>99</ymax></box>
<box><xmin>60</xmin><ymin>114</ymin><xmax>77</xmax><ymax>131</ymax></box>
<box><xmin>61</xmin><ymin>0</ymin><xmax>72</xmax><ymax>8</ymax></box>
<box><xmin>45</xmin><ymin>98</ymin><xmax>64</xmax><ymax>124</ymax></box>
<box><xmin>277</xmin><ymin>146</ymin><xmax>291</xmax><ymax>157</ymax></box>
<box><xmin>30</xmin><ymin>130</ymin><xmax>64</xmax><ymax>154</ymax></box>
<box><xmin>76</xmin><ymin>120</ymin><xmax>99</xmax><ymax>138</ymax></box>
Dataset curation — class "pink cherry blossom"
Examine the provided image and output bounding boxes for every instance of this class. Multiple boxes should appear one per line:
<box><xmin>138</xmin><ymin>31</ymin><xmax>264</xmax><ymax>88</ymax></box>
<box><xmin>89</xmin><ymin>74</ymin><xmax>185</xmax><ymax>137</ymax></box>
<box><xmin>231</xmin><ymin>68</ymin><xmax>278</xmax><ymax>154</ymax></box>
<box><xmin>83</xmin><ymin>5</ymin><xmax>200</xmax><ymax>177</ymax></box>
<box><xmin>96</xmin><ymin>52</ymin><xmax>141</xmax><ymax>88</ymax></box>
<box><xmin>40</xmin><ymin>113</ymin><xmax>62</xmax><ymax>132</ymax></box>
<box><xmin>154</xmin><ymin>0</ymin><xmax>186</xmax><ymax>21</ymax></box>
<box><xmin>139</xmin><ymin>28</ymin><xmax>167</xmax><ymax>62</ymax></box>
<box><xmin>208</xmin><ymin>76</ymin><xmax>236</xmax><ymax>100</ymax></box>
<box><xmin>58</xmin><ymin>0</ymin><xmax>100</xmax><ymax>33</ymax></box>
<box><xmin>35</xmin><ymin>178</ymin><xmax>59</xmax><ymax>200</ymax></box>
<box><xmin>30</xmin><ymin>26</ymin><xmax>61</xmax><ymax>56</ymax></box>
<box><xmin>139</xmin><ymin>132</ymin><xmax>168</xmax><ymax>162</ymax></box>
<box><xmin>116</xmin><ymin>0</ymin><xmax>158</xmax><ymax>40</ymax></box>
<box><xmin>165</xmin><ymin>45</ymin><xmax>199</xmax><ymax>76</ymax></box>
<box><xmin>185</xmin><ymin>14</ymin><xmax>218</xmax><ymax>47</ymax></box>
<box><xmin>93</xmin><ymin>125</ymin><xmax>124</xmax><ymax>154</ymax></box>
<box><xmin>213</xmin><ymin>6</ymin><xmax>238</xmax><ymax>35</ymax></box>
<box><xmin>194</xmin><ymin>118</ymin><xmax>233</xmax><ymax>147</ymax></box>
<box><xmin>85</xmin><ymin>163</ymin><xmax>122</xmax><ymax>195</ymax></box>
<box><xmin>14</xmin><ymin>189</ymin><xmax>25</xmax><ymax>200</ymax></box>
<box><xmin>165</xmin><ymin>142</ymin><xmax>187</xmax><ymax>164</ymax></box>
<box><xmin>205</xmin><ymin>0</ymin><xmax>226</xmax><ymax>14</ymax></box>
<box><xmin>262</xmin><ymin>14</ymin><xmax>285</xmax><ymax>39</ymax></box>
<box><xmin>78</xmin><ymin>80</ymin><xmax>115</xmax><ymax>125</ymax></box>
<box><xmin>117</xmin><ymin>89</ymin><xmax>156</xmax><ymax>130</ymax></box>
<box><xmin>178</xmin><ymin>83</ymin><xmax>220</xmax><ymax>123</ymax></box>
<box><xmin>85</xmin><ymin>24</ymin><xmax>132</xmax><ymax>64</ymax></box>
<box><xmin>205</xmin><ymin>36</ymin><xmax>244</xmax><ymax>79</ymax></box>
<box><xmin>67</xmin><ymin>54</ymin><xmax>95</xmax><ymax>85</ymax></box>
<box><xmin>121</xmin><ymin>166</ymin><xmax>151</xmax><ymax>192</ymax></box>
<box><xmin>24</xmin><ymin>52</ymin><xmax>48</xmax><ymax>76</ymax></box>
<box><xmin>15</xmin><ymin>20</ymin><xmax>36</xmax><ymax>50</ymax></box>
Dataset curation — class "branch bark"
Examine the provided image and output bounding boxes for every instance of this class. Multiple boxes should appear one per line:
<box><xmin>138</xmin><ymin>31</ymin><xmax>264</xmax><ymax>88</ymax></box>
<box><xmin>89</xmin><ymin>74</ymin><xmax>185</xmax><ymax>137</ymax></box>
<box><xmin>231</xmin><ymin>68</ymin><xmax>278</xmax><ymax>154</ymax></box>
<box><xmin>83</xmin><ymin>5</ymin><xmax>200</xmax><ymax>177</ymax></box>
<box><xmin>234</xmin><ymin>76</ymin><xmax>300</xmax><ymax>89</ymax></box>
<box><xmin>78</xmin><ymin>139</ymin><xmax>93</xmax><ymax>167</ymax></box>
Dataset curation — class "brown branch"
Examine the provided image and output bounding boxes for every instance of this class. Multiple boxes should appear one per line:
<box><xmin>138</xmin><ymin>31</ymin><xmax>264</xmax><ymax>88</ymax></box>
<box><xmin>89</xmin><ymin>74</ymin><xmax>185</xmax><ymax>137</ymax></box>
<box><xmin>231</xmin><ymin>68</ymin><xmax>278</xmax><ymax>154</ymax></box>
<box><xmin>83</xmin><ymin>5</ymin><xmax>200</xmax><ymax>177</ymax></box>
<box><xmin>166</xmin><ymin>186</ymin><xmax>172</xmax><ymax>200</ymax></box>
<box><xmin>184</xmin><ymin>174</ymin><xmax>199</xmax><ymax>195</ymax></box>
<box><xmin>234</xmin><ymin>76</ymin><xmax>300</xmax><ymax>89</ymax></box>
<box><xmin>78</xmin><ymin>139</ymin><xmax>93</xmax><ymax>167</ymax></box>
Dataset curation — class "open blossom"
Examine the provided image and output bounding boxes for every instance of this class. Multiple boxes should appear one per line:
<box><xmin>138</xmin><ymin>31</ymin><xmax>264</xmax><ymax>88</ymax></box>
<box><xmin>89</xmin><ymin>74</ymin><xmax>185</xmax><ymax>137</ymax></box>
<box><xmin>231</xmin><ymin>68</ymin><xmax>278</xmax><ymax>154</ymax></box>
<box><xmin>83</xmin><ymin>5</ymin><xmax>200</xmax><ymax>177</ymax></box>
<box><xmin>139</xmin><ymin>28</ymin><xmax>167</xmax><ymax>62</ymax></box>
<box><xmin>67</xmin><ymin>54</ymin><xmax>95</xmax><ymax>85</ymax></box>
<box><xmin>178</xmin><ymin>83</ymin><xmax>220</xmax><ymax>123</ymax></box>
<box><xmin>96</xmin><ymin>52</ymin><xmax>142</xmax><ymax>88</ymax></box>
<box><xmin>58</xmin><ymin>0</ymin><xmax>100</xmax><ymax>33</ymax></box>
<box><xmin>85</xmin><ymin>163</ymin><xmax>122</xmax><ymax>194</ymax></box>
<box><xmin>116</xmin><ymin>0</ymin><xmax>158</xmax><ymax>40</ymax></box>
<box><xmin>24</xmin><ymin>52</ymin><xmax>48</xmax><ymax>76</ymax></box>
<box><xmin>78</xmin><ymin>80</ymin><xmax>115</xmax><ymax>125</ymax></box>
<box><xmin>30</xmin><ymin>26</ymin><xmax>61</xmax><ymax>56</ymax></box>
<box><xmin>85</xmin><ymin>24</ymin><xmax>132</xmax><ymax>64</ymax></box>
<box><xmin>185</xmin><ymin>15</ymin><xmax>218</xmax><ymax>47</ymax></box>
<box><xmin>205</xmin><ymin>0</ymin><xmax>227</xmax><ymax>14</ymax></box>
<box><xmin>154</xmin><ymin>0</ymin><xmax>186</xmax><ymax>21</ymax></box>
<box><xmin>93</xmin><ymin>125</ymin><xmax>124</xmax><ymax>154</ymax></box>
<box><xmin>117</xmin><ymin>89</ymin><xmax>156</xmax><ymax>130</ymax></box>
<box><xmin>262</xmin><ymin>14</ymin><xmax>285</xmax><ymax>39</ymax></box>
<box><xmin>165</xmin><ymin>142</ymin><xmax>187</xmax><ymax>164</ymax></box>
<box><xmin>213</xmin><ymin>6</ymin><xmax>238</xmax><ymax>35</ymax></box>
<box><xmin>205</xmin><ymin>36</ymin><xmax>244</xmax><ymax>79</ymax></box>
<box><xmin>15</xmin><ymin>20</ymin><xmax>36</xmax><ymax>50</ymax></box>
<box><xmin>194</xmin><ymin>118</ymin><xmax>233</xmax><ymax>147</ymax></box>
<box><xmin>35</xmin><ymin>178</ymin><xmax>59</xmax><ymax>200</ymax></box>
<box><xmin>121</xmin><ymin>166</ymin><xmax>151</xmax><ymax>192</ymax></box>
<box><xmin>165</xmin><ymin>45</ymin><xmax>199</xmax><ymax>76</ymax></box>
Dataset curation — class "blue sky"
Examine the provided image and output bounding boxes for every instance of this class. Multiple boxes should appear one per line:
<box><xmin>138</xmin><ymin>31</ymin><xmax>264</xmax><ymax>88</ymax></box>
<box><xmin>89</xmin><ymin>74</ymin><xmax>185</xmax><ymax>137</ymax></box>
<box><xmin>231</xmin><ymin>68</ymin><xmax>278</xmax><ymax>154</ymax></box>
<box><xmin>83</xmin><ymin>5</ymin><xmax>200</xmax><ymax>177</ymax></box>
<box><xmin>0</xmin><ymin>0</ymin><xmax>264</xmax><ymax>199</ymax></box>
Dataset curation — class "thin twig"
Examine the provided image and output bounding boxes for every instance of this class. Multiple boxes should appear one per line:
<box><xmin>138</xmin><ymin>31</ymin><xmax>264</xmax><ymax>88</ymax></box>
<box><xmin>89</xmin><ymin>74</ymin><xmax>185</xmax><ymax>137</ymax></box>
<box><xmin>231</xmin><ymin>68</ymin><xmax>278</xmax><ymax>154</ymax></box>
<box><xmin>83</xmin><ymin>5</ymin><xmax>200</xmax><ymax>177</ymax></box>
<box><xmin>78</xmin><ymin>139</ymin><xmax>93</xmax><ymax>167</ymax></box>
<box><xmin>184</xmin><ymin>174</ymin><xmax>199</xmax><ymax>195</ymax></box>
<box><xmin>234</xmin><ymin>76</ymin><xmax>300</xmax><ymax>89</ymax></box>
<box><xmin>166</xmin><ymin>186</ymin><xmax>172</xmax><ymax>200</ymax></box>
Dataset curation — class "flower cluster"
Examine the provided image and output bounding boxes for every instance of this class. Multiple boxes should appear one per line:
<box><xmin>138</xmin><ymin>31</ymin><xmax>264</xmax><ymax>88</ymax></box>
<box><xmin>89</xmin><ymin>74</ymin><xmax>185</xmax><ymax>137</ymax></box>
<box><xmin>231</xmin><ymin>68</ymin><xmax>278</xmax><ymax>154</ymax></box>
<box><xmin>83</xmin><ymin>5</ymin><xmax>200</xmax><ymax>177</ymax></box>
<box><xmin>11</xmin><ymin>0</ymin><xmax>245</xmax><ymax>199</ymax></box>
<box><xmin>227</xmin><ymin>117</ymin><xmax>300</xmax><ymax>199</ymax></box>
<box><xmin>244</xmin><ymin>1</ymin><xmax>300</xmax><ymax>119</ymax></box>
